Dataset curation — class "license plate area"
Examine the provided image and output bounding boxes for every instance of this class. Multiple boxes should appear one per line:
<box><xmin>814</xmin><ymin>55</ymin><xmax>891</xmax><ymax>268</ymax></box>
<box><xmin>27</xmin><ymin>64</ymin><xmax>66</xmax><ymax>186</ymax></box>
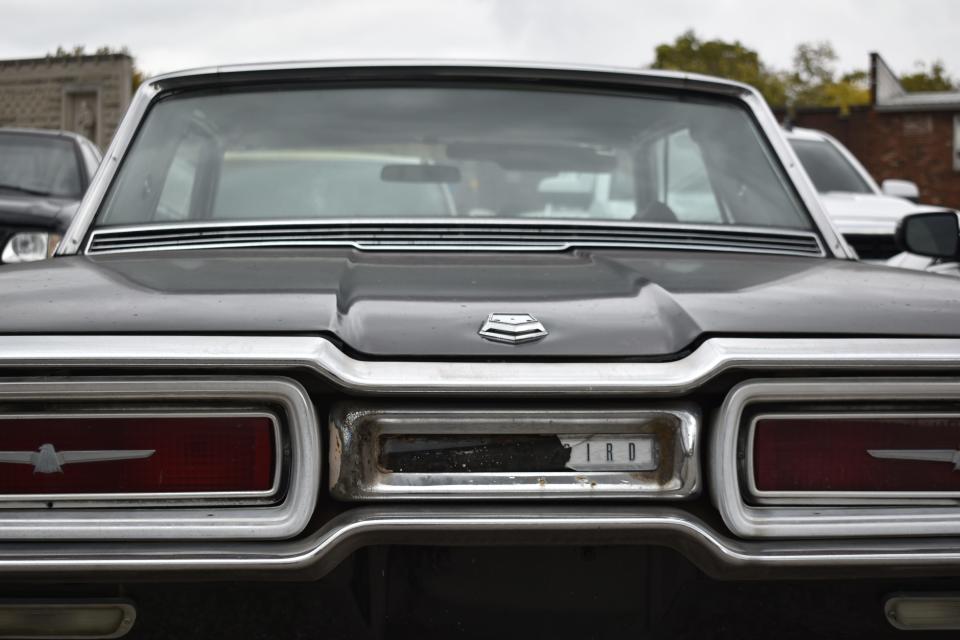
<box><xmin>562</xmin><ymin>435</ymin><xmax>658</xmax><ymax>472</ymax></box>
<box><xmin>329</xmin><ymin>406</ymin><xmax>699</xmax><ymax>500</ymax></box>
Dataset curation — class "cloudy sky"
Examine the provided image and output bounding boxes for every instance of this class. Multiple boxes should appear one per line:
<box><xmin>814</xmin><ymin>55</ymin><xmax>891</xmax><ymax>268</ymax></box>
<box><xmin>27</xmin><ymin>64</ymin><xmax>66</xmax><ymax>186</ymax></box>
<box><xmin>1</xmin><ymin>0</ymin><xmax>958</xmax><ymax>79</ymax></box>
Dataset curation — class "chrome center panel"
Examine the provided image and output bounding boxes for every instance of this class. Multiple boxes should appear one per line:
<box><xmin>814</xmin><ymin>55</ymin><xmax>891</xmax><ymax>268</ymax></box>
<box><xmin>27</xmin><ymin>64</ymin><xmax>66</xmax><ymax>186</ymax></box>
<box><xmin>328</xmin><ymin>405</ymin><xmax>700</xmax><ymax>500</ymax></box>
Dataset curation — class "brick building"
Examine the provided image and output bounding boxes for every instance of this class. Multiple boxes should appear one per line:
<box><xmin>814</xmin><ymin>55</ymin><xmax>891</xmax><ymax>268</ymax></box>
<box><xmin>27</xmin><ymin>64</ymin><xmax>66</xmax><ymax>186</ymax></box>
<box><xmin>0</xmin><ymin>53</ymin><xmax>133</xmax><ymax>150</ymax></box>
<box><xmin>786</xmin><ymin>53</ymin><xmax>960</xmax><ymax>208</ymax></box>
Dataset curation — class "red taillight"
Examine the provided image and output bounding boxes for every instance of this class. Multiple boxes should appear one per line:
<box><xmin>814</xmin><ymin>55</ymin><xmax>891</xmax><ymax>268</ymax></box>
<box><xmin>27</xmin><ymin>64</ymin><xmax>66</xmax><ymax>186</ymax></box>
<box><xmin>753</xmin><ymin>416</ymin><xmax>960</xmax><ymax>493</ymax></box>
<box><xmin>0</xmin><ymin>416</ymin><xmax>275</xmax><ymax>496</ymax></box>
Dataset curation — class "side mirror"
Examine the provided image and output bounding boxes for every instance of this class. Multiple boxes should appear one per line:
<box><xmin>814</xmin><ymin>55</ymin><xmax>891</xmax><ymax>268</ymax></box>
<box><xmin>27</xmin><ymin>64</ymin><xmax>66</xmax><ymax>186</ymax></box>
<box><xmin>882</xmin><ymin>179</ymin><xmax>920</xmax><ymax>203</ymax></box>
<box><xmin>896</xmin><ymin>211</ymin><xmax>960</xmax><ymax>259</ymax></box>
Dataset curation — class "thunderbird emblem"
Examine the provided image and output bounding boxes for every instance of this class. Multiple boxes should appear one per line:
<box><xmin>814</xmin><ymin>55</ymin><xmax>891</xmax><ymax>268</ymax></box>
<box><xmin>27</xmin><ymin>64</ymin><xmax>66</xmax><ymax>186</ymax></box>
<box><xmin>0</xmin><ymin>443</ymin><xmax>155</xmax><ymax>474</ymax></box>
<box><xmin>868</xmin><ymin>449</ymin><xmax>960</xmax><ymax>470</ymax></box>
<box><xmin>478</xmin><ymin>313</ymin><xmax>548</xmax><ymax>344</ymax></box>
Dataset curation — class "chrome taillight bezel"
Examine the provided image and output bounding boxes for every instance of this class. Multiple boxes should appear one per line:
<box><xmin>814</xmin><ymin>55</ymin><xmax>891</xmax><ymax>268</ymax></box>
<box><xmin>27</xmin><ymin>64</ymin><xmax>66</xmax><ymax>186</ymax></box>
<box><xmin>0</xmin><ymin>410</ymin><xmax>283</xmax><ymax>507</ymax></box>
<box><xmin>711</xmin><ymin>378</ymin><xmax>960</xmax><ymax>539</ymax></box>
<box><xmin>0</xmin><ymin>377</ymin><xmax>319</xmax><ymax>540</ymax></box>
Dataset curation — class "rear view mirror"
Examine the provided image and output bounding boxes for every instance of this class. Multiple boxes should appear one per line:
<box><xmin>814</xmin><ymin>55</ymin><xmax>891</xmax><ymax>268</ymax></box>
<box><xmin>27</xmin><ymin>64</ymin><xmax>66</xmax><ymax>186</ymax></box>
<box><xmin>446</xmin><ymin>142</ymin><xmax>617</xmax><ymax>172</ymax></box>
<box><xmin>896</xmin><ymin>211</ymin><xmax>960</xmax><ymax>259</ymax></box>
<box><xmin>882</xmin><ymin>179</ymin><xmax>920</xmax><ymax>203</ymax></box>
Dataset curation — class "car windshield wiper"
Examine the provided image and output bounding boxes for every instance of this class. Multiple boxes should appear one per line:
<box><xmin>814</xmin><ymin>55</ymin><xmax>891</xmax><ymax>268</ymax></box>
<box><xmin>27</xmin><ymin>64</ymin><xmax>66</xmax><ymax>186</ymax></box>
<box><xmin>0</xmin><ymin>183</ymin><xmax>54</xmax><ymax>197</ymax></box>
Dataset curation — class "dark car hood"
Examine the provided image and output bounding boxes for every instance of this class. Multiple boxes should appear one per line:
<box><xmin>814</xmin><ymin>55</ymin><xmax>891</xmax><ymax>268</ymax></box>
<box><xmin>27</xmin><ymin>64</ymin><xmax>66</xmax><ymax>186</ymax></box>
<box><xmin>0</xmin><ymin>194</ymin><xmax>79</xmax><ymax>231</ymax></box>
<box><xmin>0</xmin><ymin>248</ymin><xmax>959</xmax><ymax>358</ymax></box>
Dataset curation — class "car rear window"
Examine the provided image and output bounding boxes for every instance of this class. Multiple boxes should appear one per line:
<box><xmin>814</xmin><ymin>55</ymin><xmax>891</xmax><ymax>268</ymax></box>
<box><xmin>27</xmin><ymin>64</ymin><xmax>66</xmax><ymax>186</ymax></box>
<box><xmin>97</xmin><ymin>86</ymin><xmax>811</xmax><ymax>230</ymax></box>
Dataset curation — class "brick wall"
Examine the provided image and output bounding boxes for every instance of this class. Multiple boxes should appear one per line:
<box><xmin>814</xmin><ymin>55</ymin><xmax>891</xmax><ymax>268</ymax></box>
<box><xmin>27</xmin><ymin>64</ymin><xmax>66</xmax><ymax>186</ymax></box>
<box><xmin>0</xmin><ymin>54</ymin><xmax>133</xmax><ymax>150</ymax></box>
<box><xmin>786</xmin><ymin>107</ymin><xmax>960</xmax><ymax>209</ymax></box>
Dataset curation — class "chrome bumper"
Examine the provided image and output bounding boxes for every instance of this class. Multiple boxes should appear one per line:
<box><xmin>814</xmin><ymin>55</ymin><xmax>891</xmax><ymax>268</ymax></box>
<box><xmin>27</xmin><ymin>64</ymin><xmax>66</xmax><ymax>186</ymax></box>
<box><xmin>3</xmin><ymin>506</ymin><xmax>960</xmax><ymax>580</ymax></box>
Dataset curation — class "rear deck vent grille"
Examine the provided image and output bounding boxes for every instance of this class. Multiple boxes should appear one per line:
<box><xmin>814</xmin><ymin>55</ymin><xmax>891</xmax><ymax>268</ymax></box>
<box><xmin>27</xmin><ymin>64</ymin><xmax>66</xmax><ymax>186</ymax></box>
<box><xmin>86</xmin><ymin>221</ymin><xmax>825</xmax><ymax>257</ymax></box>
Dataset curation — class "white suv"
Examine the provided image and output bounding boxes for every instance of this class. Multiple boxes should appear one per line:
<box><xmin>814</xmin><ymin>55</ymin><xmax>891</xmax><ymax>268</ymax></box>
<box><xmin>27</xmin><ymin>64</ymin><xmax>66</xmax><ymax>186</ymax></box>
<box><xmin>783</xmin><ymin>126</ymin><xmax>943</xmax><ymax>262</ymax></box>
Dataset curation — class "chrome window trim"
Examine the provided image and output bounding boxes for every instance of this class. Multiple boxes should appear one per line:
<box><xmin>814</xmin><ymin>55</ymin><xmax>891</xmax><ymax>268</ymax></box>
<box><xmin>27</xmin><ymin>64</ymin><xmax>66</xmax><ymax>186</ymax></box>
<box><xmin>712</xmin><ymin>379</ymin><xmax>960</xmax><ymax>539</ymax></box>
<box><xmin>1</xmin><ymin>336</ymin><xmax>960</xmax><ymax>395</ymax></box>
<box><xmin>56</xmin><ymin>61</ymin><xmax>852</xmax><ymax>259</ymax></box>
<box><xmin>0</xmin><ymin>410</ymin><xmax>283</xmax><ymax>507</ymax></box>
<box><xmin>59</xmin><ymin>81</ymin><xmax>158</xmax><ymax>255</ymax></box>
<box><xmin>329</xmin><ymin>405</ymin><xmax>700</xmax><ymax>500</ymax></box>
<box><xmin>0</xmin><ymin>377</ymin><xmax>319</xmax><ymax>540</ymax></box>
<box><xmin>746</xmin><ymin>412</ymin><xmax>960</xmax><ymax>505</ymax></box>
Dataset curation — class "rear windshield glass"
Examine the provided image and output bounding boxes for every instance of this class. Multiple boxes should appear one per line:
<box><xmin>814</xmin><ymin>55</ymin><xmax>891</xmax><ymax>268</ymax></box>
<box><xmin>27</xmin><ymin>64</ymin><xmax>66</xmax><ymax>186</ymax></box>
<box><xmin>0</xmin><ymin>133</ymin><xmax>82</xmax><ymax>199</ymax></box>
<box><xmin>97</xmin><ymin>86</ymin><xmax>811</xmax><ymax>230</ymax></box>
<box><xmin>789</xmin><ymin>138</ymin><xmax>873</xmax><ymax>195</ymax></box>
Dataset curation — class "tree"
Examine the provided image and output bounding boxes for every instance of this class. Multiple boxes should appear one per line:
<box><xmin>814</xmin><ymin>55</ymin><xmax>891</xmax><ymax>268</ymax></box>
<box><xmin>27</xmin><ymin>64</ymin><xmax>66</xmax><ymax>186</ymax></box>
<box><xmin>787</xmin><ymin>42</ymin><xmax>869</xmax><ymax>113</ymax></box>
<box><xmin>47</xmin><ymin>45</ymin><xmax>146</xmax><ymax>91</ymax></box>
<box><xmin>651</xmin><ymin>31</ymin><xmax>788</xmax><ymax>106</ymax></box>
<box><xmin>900</xmin><ymin>60</ymin><xmax>956</xmax><ymax>92</ymax></box>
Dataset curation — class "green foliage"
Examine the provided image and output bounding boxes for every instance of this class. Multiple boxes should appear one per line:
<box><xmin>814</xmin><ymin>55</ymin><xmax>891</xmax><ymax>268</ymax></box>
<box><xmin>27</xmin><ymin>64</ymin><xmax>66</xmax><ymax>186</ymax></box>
<box><xmin>900</xmin><ymin>60</ymin><xmax>956</xmax><ymax>91</ymax></box>
<box><xmin>651</xmin><ymin>32</ymin><xmax>955</xmax><ymax>113</ymax></box>
<box><xmin>786</xmin><ymin>42</ymin><xmax>868</xmax><ymax>114</ymax></box>
<box><xmin>652</xmin><ymin>30</ymin><xmax>788</xmax><ymax>106</ymax></box>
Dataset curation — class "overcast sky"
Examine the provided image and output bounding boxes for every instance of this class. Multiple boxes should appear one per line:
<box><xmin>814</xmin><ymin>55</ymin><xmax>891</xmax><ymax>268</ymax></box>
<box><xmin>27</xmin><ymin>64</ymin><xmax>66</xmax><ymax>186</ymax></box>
<box><xmin>2</xmin><ymin>0</ymin><xmax>958</xmax><ymax>79</ymax></box>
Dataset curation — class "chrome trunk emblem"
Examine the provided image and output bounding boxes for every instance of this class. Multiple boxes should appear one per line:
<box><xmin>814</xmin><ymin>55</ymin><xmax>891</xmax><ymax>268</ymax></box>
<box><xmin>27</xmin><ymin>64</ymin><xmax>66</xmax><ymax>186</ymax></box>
<box><xmin>868</xmin><ymin>449</ymin><xmax>960</xmax><ymax>470</ymax></box>
<box><xmin>0</xmin><ymin>443</ymin><xmax>155</xmax><ymax>474</ymax></box>
<box><xmin>478</xmin><ymin>313</ymin><xmax>548</xmax><ymax>344</ymax></box>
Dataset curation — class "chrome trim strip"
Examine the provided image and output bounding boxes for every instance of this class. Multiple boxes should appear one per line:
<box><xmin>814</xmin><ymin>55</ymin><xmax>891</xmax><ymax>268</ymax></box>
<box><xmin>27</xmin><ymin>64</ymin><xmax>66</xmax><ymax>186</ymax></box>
<box><xmin>57</xmin><ymin>62</ymin><xmax>852</xmax><ymax>259</ymax></box>
<box><xmin>746</xmin><ymin>412</ymin><xmax>960</xmax><ymax>505</ymax></box>
<box><xmin>0</xmin><ymin>378</ymin><xmax>319</xmax><ymax>540</ymax></box>
<box><xmin>84</xmin><ymin>239</ymin><xmax>823</xmax><ymax>258</ymax></box>
<box><xmin>329</xmin><ymin>405</ymin><xmax>700</xmax><ymax>500</ymax></box>
<box><xmin>0</xmin><ymin>337</ymin><xmax>960</xmax><ymax>395</ymax></box>
<box><xmin>3</xmin><ymin>506</ymin><xmax>960</xmax><ymax>578</ymax></box>
<box><xmin>84</xmin><ymin>217</ymin><xmax>829</xmax><ymax>236</ymax></box>
<box><xmin>0</xmin><ymin>411</ymin><xmax>283</xmax><ymax>507</ymax></box>
<box><xmin>86</xmin><ymin>238</ymin><xmax>824</xmax><ymax>258</ymax></box>
<box><xmin>712</xmin><ymin>379</ymin><xmax>960</xmax><ymax>538</ymax></box>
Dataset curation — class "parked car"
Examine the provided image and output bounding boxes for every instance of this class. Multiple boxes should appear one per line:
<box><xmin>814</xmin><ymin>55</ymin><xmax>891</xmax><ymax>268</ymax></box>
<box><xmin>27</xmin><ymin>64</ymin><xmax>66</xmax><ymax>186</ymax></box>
<box><xmin>781</xmin><ymin>126</ymin><xmax>946</xmax><ymax>261</ymax></box>
<box><xmin>2</xmin><ymin>61</ymin><xmax>960</xmax><ymax>638</ymax></box>
<box><xmin>0</xmin><ymin>127</ymin><xmax>101</xmax><ymax>264</ymax></box>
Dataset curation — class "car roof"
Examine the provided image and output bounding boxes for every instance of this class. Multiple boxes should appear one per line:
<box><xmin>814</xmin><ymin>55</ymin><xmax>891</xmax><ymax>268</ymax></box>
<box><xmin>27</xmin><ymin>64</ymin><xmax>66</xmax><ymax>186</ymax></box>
<box><xmin>144</xmin><ymin>58</ymin><xmax>761</xmax><ymax>99</ymax></box>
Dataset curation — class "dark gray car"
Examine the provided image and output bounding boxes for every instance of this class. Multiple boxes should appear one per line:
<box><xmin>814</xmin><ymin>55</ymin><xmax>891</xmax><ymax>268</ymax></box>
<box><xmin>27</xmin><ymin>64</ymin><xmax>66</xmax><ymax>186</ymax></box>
<box><xmin>0</xmin><ymin>127</ymin><xmax>100</xmax><ymax>263</ymax></box>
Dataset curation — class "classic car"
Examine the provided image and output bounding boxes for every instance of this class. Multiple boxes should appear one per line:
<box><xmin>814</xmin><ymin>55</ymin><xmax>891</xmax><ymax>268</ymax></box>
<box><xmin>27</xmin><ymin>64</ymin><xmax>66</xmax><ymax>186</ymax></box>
<box><xmin>0</xmin><ymin>127</ymin><xmax>101</xmax><ymax>264</ymax></box>
<box><xmin>0</xmin><ymin>60</ymin><xmax>960</xmax><ymax>638</ymax></box>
